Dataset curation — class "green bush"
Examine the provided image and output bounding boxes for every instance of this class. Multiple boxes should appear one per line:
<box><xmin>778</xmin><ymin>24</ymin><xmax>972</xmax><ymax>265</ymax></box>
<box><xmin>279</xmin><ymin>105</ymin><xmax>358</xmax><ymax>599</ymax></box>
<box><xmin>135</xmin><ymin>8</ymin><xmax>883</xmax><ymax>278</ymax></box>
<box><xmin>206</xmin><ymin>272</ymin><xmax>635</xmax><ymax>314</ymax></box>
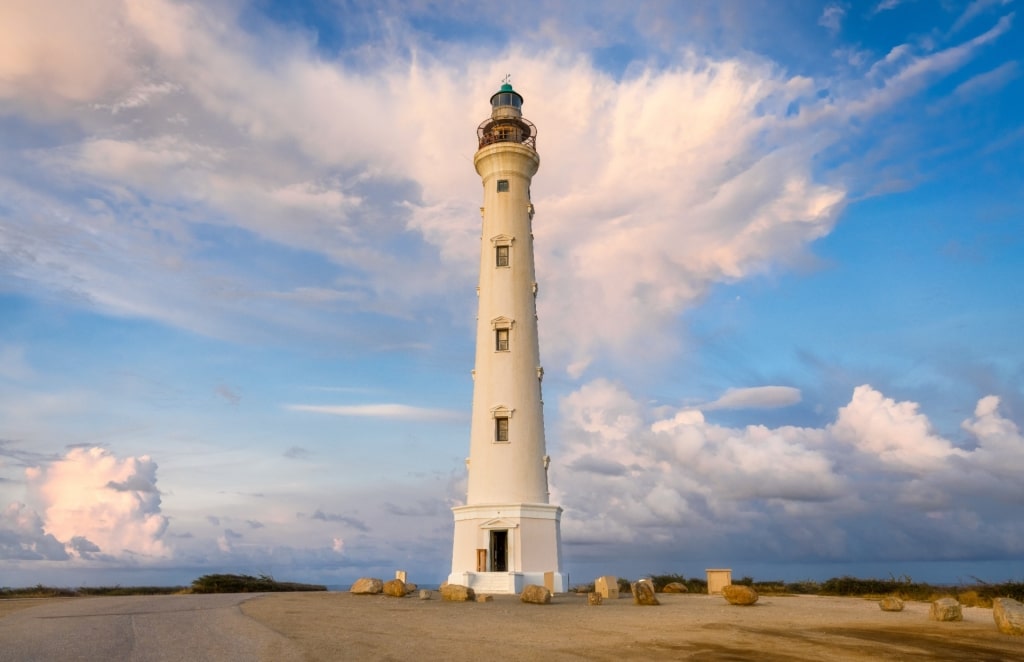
<box><xmin>190</xmin><ymin>573</ymin><xmax>326</xmax><ymax>594</ymax></box>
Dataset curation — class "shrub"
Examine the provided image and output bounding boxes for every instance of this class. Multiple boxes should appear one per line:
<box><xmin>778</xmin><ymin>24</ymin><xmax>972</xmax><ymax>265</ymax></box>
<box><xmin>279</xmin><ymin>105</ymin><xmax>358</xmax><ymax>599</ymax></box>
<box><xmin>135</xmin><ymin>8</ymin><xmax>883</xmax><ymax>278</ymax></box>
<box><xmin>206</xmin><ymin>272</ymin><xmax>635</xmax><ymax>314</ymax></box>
<box><xmin>190</xmin><ymin>573</ymin><xmax>326</xmax><ymax>594</ymax></box>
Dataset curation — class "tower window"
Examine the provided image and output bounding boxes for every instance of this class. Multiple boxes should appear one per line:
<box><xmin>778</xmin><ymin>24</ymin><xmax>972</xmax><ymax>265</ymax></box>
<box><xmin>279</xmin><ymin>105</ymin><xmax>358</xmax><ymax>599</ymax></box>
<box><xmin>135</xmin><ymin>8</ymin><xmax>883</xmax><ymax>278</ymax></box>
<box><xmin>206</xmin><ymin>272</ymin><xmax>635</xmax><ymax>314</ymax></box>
<box><xmin>495</xmin><ymin>328</ymin><xmax>509</xmax><ymax>351</ymax></box>
<box><xmin>497</xmin><ymin>179</ymin><xmax>509</xmax><ymax>192</ymax></box>
<box><xmin>495</xmin><ymin>417</ymin><xmax>509</xmax><ymax>442</ymax></box>
<box><xmin>496</xmin><ymin>245</ymin><xmax>509</xmax><ymax>267</ymax></box>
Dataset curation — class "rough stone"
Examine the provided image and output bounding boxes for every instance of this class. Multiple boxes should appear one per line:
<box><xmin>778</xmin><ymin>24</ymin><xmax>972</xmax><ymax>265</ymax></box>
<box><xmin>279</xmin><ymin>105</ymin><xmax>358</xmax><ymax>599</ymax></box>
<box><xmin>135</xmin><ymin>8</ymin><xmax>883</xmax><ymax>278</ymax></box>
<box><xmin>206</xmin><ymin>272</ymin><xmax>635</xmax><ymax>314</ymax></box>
<box><xmin>440</xmin><ymin>584</ymin><xmax>475</xmax><ymax>602</ymax></box>
<box><xmin>879</xmin><ymin>596</ymin><xmax>904</xmax><ymax>612</ymax></box>
<box><xmin>595</xmin><ymin>576</ymin><xmax>619</xmax><ymax>599</ymax></box>
<box><xmin>476</xmin><ymin>594</ymin><xmax>493</xmax><ymax>603</ymax></box>
<box><xmin>662</xmin><ymin>582</ymin><xmax>688</xmax><ymax>594</ymax></box>
<box><xmin>929</xmin><ymin>597</ymin><xmax>963</xmax><ymax>622</ymax></box>
<box><xmin>405</xmin><ymin>583</ymin><xmax>418</xmax><ymax>595</ymax></box>
<box><xmin>520</xmin><ymin>584</ymin><xmax>552</xmax><ymax>605</ymax></box>
<box><xmin>587</xmin><ymin>592</ymin><xmax>603</xmax><ymax>606</ymax></box>
<box><xmin>382</xmin><ymin>578</ymin><xmax>406</xmax><ymax>597</ymax></box>
<box><xmin>418</xmin><ymin>589</ymin><xmax>432</xmax><ymax>600</ymax></box>
<box><xmin>721</xmin><ymin>584</ymin><xmax>759</xmax><ymax>606</ymax></box>
<box><xmin>349</xmin><ymin>577</ymin><xmax>383</xmax><ymax>595</ymax></box>
<box><xmin>631</xmin><ymin>579</ymin><xmax>660</xmax><ymax>606</ymax></box>
<box><xmin>993</xmin><ymin>597</ymin><xmax>1024</xmax><ymax>636</ymax></box>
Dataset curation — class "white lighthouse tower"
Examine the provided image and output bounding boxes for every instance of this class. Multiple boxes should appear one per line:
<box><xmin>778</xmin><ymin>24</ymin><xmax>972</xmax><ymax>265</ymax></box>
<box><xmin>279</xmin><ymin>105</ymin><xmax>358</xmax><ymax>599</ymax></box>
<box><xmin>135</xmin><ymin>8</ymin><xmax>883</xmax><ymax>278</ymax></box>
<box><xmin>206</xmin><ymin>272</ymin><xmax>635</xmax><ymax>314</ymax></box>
<box><xmin>447</xmin><ymin>82</ymin><xmax>565</xmax><ymax>594</ymax></box>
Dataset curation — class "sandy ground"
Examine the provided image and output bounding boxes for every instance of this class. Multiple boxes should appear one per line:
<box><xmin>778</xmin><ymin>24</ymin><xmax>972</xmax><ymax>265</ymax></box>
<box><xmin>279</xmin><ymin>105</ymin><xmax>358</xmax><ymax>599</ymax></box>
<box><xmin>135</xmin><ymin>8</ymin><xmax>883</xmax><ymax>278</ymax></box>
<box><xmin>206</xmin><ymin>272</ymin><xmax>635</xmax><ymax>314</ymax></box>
<box><xmin>240</xmin><ymin>592</ymin><xmax>1023</xmax><ymax>661</ymax></box>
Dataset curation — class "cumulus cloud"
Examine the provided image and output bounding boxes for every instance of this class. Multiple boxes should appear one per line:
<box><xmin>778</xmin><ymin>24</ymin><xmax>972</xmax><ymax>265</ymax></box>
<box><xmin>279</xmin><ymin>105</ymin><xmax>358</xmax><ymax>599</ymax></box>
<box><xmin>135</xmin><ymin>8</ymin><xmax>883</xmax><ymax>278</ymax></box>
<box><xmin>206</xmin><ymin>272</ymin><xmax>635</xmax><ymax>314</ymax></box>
<box><xmin>551</xmin><ymin>382</ymin><xmax>1024</xmax><ymax>563</ymax></box>
<box><xmin>0</xmin><ymin>502</ymin><xmax>69</xmax><ymax>561</ymax></box>
<box><xmin>829</xmin><ymin>385</ymin><xmax>967</xmax><ymax>472</ymax></box>
<box><xmin>18</xmin><ymin>447</ymin><xmax>170</xmax><ymax>561</ymax></box>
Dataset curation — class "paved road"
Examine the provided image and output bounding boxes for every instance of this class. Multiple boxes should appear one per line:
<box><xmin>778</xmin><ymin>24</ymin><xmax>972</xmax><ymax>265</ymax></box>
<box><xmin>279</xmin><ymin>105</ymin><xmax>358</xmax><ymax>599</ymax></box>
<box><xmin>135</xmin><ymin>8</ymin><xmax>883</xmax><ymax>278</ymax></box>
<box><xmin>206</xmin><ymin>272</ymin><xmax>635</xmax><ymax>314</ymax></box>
<box><xmin>0</xmin><ymin>594</ymin><xmax>304</xmax><ymax>661</ymax></box>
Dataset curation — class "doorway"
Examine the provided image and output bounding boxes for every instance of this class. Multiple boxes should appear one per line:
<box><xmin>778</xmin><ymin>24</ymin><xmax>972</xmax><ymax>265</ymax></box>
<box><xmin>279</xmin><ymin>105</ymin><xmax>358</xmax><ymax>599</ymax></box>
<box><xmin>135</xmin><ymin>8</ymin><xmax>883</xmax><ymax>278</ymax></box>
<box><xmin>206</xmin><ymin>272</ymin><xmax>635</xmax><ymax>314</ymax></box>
<box><xmin>489</xmin><ymin>530</ymin><xmax>507</xmax><ymax>572</ymax></box>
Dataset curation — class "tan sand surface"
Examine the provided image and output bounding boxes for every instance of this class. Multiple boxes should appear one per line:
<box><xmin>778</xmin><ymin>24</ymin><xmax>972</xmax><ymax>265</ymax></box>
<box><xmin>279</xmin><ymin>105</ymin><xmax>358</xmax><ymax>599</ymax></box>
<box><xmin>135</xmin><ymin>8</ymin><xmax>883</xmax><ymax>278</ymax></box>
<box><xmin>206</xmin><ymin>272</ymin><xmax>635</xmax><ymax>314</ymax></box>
<box><xmin>241</xmin><ymin>592</ymin><xmax>1022</xmax><ymax>661</ymax></box>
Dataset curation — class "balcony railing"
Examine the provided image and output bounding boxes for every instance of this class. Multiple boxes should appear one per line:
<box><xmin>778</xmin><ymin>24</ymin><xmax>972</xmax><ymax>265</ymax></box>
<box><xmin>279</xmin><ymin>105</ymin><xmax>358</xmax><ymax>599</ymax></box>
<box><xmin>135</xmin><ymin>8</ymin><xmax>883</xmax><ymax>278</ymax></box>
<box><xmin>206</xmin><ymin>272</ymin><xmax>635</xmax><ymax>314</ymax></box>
<box><xmin>477</xmin><ymin>117</ymin><xmax>537</xmax><ymax>150</ymax></box>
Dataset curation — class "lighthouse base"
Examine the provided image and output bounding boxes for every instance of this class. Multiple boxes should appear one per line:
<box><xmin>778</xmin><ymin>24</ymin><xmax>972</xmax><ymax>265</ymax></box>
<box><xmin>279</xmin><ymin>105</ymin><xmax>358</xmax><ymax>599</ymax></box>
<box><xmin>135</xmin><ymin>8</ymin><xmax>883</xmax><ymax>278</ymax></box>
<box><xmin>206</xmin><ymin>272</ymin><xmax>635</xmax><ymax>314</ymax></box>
<box><xmin>447</xmin><ymin>570</ymin><xmax>566</xmax><ymax>595</ymax></box>
<box><xmin>448</xmin><ymin>503</ymin><xmax>565</xmax><ymax>594</ymax></box>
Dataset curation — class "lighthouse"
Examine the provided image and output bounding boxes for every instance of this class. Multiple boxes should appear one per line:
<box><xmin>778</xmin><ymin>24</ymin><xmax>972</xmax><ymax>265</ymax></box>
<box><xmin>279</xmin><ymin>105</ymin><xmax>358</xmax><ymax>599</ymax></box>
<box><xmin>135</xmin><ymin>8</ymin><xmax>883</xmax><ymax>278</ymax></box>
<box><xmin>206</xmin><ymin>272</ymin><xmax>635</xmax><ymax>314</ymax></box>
<box><xmin>447</xmin><ymin>83</ymin><xmax>565</xmax><ymax>594</ymax></box>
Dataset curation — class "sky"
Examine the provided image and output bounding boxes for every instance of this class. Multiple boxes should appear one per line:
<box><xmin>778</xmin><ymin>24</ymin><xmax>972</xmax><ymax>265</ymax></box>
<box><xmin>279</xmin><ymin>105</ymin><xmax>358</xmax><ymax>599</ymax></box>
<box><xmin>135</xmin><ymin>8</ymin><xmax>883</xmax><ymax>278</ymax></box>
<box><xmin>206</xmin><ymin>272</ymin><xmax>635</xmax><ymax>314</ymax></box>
<box><xmin>1</xmin><ymin>0</ymin><xmax>1022</xmax><ymax>589</ymax></box>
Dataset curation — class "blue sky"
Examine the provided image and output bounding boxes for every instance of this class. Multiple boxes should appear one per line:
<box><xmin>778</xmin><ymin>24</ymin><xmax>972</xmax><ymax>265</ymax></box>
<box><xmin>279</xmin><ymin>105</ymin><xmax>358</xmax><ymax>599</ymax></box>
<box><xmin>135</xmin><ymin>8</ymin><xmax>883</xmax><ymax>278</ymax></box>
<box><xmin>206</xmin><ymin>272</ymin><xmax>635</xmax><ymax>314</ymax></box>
<box><xmin>1</xmin><ymin>0</ymin><xmax>1022</xmax><ymax>588</ymax></box>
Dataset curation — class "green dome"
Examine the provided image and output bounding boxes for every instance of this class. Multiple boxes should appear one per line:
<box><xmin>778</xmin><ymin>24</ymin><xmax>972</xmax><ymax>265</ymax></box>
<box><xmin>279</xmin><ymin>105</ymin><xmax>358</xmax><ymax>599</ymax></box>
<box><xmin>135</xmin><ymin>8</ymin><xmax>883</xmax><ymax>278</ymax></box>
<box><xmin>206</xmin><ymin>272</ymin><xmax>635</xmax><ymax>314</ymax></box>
<box><xmin>499</xmin><ymin>83</ymin><xmax>514</xmax><ymax>92</ymax></box>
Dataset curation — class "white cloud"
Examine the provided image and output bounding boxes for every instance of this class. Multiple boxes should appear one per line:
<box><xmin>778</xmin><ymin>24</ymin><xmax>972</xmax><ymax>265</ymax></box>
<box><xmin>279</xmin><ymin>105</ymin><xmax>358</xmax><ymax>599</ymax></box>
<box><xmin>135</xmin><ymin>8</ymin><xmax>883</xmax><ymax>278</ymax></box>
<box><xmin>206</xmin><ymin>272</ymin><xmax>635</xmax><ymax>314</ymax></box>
<box><xmin>950</xmin><ymin>60</ymin><xmax>1020</xmax><ymax>99</ymax></box>
<box><xmin>829</xmin><ymin>385</ymin><xmax>967</xmax><ymax>472</ymax></box>
<box><xmin>819</xmin><ymin>3</ymin><xmax>847</xmax><ymax>35</ymax></box>
<box><xmin>702</xmin><ymin>386</ymin><xmax>802</xmax><ymax>410</ymax></box>
<box><xmin>951</xmin><ymin>0</ymin><xmax>1014</xmax><ymax>34</ymax></box>
<box><xmin>871</xmin><ymin>0</ymin><xmax>905</xmax><ymax>15</ymax></box>
<box><xmin>22</xmin><ymin>447</ymin><xmax>170</xmax><ymax>561</ymax></box>
<box><xmin>287</xmin><ymin>403</ymin><xmax>464</xmax><ymax>421</ymax></box>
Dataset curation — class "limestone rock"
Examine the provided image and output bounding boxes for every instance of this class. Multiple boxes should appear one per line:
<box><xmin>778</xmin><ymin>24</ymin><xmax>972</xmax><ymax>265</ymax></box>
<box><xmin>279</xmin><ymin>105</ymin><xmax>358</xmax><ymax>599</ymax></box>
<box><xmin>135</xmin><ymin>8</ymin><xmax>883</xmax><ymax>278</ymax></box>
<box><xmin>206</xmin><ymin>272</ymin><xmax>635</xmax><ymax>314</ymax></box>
<box><xmin>721</xmin><ymin>584</ymin><xmax>759</xmax><ymax>606</ymax></box>
<box><xmin>631</xmin><ymin>579</ymin><xmax>660</xmax><ymax>606</ymax></box>
<box><xmin>520</xmin><ymin>584</ymin><xmax>552</xmax><ymax>605</ymax></box>
<box><xmin>382</xmin><ymin>578</ymin><xmax>406</xmax><ymax>597</ymax></box>
<box><xmin>879</xmin><ymin>596</ymin><xmax>905</xmax><ymax>612</ymax></box>
<box><xmin>929</xmin><ymin>597</ymin><xmax>963</xmax><ymax>622</ymax></box>
<box><xmin>350</xmin><ymin>577</ymin><xmax>383</xmax><ymax>595</ymax></box>
<box><xmin>588</xmin><ymin>592</ymin><xmax>603</xmax><ymax>606</ymax></box>
<box><xmin>993</xmin><ymin>597</ymin><xmax>1024</xmax><ymax>636</ymax></box>
<box><xmin>440</xmin><ymin>584</ymin><xmax>475</xmax><ymax>602</ymax></box>
<box><xmin>476</xmin><ymin>594</ymin><xmax>493</xmax><ymax>603</ymax></box>
<box><xmin>662</xmin><ymin>582</ymin><xmax>688</xmax><ymax>593</ymax></box>
<box><xmin>405</xmin><ymin>582</ymin><xmax>418</xmax><ymax>595</ymax></box>
<box><xmin>419</xmin><ymin>589</ymin><xmax>432</xmax><ymax>600</ymax></box>
<box><xmin>595</xmin><ymin>575</ymin><xmax>619</xmax><ymax>599</ymax></box>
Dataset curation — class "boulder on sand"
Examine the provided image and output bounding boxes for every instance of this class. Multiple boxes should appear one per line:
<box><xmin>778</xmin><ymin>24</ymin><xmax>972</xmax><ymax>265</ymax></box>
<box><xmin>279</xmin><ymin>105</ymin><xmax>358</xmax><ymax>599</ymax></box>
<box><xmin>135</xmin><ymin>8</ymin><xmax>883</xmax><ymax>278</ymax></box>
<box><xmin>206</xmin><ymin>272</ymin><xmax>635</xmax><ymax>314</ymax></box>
<box><xmin>993</xmin><ymin>597</ymin><xmax>1024</xmax><ymax>636</ymax></box>
<box><xmin>721</xmin><ymin>585</ymin><xmax>759</xmax><ymax>606</ymax></box>
<box><xmin>879</xmin><ymin>596</ymin><xmax>904</xmax><ymax>612</ymax></box>
<box><xmin>382</xmin><ymin>579</ymin><xmax>406</xmax><ymax>597</ymax></box>
<box><xmin>929</xmin><ymin>598</ymin><xmax>962</xmax><ymax>622</ymax></box>
<box><xmin>662</xmin><ymin>582</ymin><xmax>688</xmax><ymax>593</ymax></box>
<box><xmin>631</xmin><ymin>579</ymin><xmax>660</xmax><ymax>606</ymax></box>
<box><xmin>520</xmin><ymin>584</ymin><xmax>552</xmax><ymax>605</ymax></box>
<box><xmin>350</xmin><ymin>578</ymin><xmax>383</xmax><ymax>595</ymax></box>
<box><xmin>440</xmin><ymin>584</ymin><xmax>475</xmax><ymax>602</ymax></box>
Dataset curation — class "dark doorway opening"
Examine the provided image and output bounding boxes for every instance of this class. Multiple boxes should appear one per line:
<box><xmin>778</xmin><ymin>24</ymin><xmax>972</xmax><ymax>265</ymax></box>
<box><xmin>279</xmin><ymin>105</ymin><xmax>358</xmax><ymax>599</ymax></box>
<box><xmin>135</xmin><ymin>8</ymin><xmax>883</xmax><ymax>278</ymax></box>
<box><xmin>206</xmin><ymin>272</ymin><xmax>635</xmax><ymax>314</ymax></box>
<box><xmin>490</xmin><ymin>530</ymin><xmax>507</xmax><ymax>572</ymax></box>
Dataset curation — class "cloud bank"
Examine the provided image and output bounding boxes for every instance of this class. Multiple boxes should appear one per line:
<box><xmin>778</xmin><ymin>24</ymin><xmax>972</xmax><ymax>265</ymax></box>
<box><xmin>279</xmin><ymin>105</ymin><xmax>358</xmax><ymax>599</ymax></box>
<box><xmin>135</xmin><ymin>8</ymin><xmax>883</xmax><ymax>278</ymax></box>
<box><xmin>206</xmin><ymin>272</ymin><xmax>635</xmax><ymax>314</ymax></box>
<box><xmin>553</xmin><ymin>382</ymin><xmax>1024</xmax><ymax>565</ymax></box>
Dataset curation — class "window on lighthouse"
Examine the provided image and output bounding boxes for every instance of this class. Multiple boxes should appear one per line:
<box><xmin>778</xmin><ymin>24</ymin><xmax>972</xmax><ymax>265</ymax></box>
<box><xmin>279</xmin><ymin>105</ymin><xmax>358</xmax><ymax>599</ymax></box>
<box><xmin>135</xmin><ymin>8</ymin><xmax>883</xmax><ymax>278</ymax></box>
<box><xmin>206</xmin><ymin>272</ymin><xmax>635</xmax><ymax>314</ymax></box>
<box><xmin>495</xmin><ymin>417</ymin><xmax>509</xmax><ymax>442</ymax></box>
<box><xmin>496</xmin><ymin>179</ymin><xmax>509</xmax><ymax>192</ymax></box>
<box><xmin>495</xmin><ymin>328</ymin><xmax>510</xmax><ymax>351</ymax></box>
<box><xmin>496</xmin><ymin>245</ymin><xmax>509</xmax><ymax>267</ymax></box>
